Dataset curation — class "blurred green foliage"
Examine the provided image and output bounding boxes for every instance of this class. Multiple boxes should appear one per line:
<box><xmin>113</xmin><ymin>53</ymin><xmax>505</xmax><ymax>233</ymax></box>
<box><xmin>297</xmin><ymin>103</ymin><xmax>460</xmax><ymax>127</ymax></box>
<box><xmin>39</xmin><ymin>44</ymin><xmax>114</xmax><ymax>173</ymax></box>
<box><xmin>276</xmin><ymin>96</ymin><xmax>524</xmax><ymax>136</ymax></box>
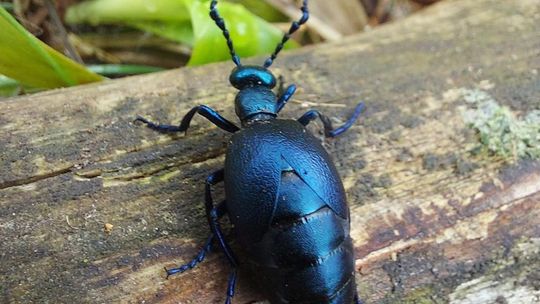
<box><xmin>0</xmin><ymin>6</ymin><xmax>104</xmax><ymax>90</ymax></box>
<box><xmin>0</xmin><ymin>75</ymin><xmax>20</xmax><ymax>97</ymax></box>
<box><xmin>0</xmin><ymin>2</ymin><xmax>13</xmax><ymax>10</ymax></box>
<box><xmin>65</xmin><ymin>0</ymin><xmax>294</xmax><ymax>65</ymax></box>
<box><xmin>87</xmin><ymin>64</ymin><xmax>165</xmax><ymax>76</ymax></box>
<box><xmin>0</xmin><ymin>0</ymin><xmax>293</xmax><ymax>95</ymax></box>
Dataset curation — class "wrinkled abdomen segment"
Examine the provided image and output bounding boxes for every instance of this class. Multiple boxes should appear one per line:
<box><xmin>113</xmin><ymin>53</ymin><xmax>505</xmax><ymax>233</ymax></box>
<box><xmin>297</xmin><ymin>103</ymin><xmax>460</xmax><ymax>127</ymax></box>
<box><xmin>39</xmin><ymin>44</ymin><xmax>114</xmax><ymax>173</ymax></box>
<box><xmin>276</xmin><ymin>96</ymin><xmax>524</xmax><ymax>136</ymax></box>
<box><xmin>245</xmin><ymin>171</ymin><xmax>356</xmax><ymax>304</ymax></box>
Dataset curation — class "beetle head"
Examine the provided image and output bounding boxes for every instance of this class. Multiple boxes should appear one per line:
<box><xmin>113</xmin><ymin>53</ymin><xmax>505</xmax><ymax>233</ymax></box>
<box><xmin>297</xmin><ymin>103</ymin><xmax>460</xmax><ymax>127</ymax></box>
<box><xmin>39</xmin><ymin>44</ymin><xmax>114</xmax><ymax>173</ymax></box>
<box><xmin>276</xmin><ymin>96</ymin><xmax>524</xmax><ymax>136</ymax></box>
<box><xmin>230</xmin><ymin>65</ymin><xmax>276</xmax><ymax>89</ymax></box>
<box><xmin>230</xmin><ymin>65</ymin><xmax>278</xmax><ymax>123</ymax></box>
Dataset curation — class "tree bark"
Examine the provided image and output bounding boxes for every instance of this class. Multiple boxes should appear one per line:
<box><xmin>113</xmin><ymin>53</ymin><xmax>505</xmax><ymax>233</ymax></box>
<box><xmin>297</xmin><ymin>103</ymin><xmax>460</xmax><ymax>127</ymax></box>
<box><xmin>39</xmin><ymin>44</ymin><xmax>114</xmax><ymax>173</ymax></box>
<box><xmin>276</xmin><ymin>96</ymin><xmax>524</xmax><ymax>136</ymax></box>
<box><xmin>1</xmin><ymin>0</ymin><xmax>539</xmax><ymax>303</ymax></box>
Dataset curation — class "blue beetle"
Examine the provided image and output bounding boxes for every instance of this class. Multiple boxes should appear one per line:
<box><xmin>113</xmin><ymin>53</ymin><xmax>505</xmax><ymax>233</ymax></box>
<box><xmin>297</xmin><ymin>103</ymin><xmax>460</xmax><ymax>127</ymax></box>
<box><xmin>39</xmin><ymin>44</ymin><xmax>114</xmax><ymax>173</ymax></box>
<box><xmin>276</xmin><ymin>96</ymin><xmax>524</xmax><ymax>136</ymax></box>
<box><xmin>136</xmin><ymin>1</ymin><xmax>364</xmax><ymax>303</ymax></box>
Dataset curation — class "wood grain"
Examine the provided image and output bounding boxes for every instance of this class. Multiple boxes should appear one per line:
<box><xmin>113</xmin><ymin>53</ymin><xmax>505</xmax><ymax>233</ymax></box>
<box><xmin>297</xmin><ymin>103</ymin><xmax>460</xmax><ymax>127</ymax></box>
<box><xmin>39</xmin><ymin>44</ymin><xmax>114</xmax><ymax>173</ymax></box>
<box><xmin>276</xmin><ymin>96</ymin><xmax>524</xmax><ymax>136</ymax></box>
<box><xmin>1</xmin><ymin>0</ymin><xmax>539</xmax><ymax>303</ymax></box>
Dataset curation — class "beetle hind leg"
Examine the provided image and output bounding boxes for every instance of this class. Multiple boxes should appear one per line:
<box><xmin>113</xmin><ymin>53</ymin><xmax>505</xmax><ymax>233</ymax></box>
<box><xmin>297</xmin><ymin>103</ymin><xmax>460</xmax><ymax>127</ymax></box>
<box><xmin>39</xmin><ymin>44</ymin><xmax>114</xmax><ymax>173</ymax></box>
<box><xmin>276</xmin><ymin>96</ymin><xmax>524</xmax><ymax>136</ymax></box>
<box><xmin>165</xmin><ymin>235</ymin><xmax>213</xmax><ymax>278</ymax></box>
<box><xmin>206</xmin><ymin>170</ymin><xmax>238</xmax><ymax>267</ymax></box>
<box><xmin>206</xmin><ymin>170</ymin><xmax>240</xmax><ymax>304</ymax></box>
<box><xmin>225</xmin><ymin>270</ymin><xmax>237</xmax><ymax>304</ymax></box>
<box><xmin>208</xmin><ymin>204</ymin><xmax>239</xmax><ymax>304</ymax></box>
<box><xmin>165</xmin><ymin>200</ymin><xmax>229</xmax><ymax>278</ymax></box>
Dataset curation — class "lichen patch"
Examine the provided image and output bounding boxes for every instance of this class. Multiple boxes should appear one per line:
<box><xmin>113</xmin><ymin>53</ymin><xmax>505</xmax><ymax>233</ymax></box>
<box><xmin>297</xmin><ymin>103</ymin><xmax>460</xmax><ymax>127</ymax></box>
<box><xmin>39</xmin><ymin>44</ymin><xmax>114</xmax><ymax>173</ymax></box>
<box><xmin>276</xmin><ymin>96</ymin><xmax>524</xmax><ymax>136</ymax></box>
<box><xmin>459</xmin><ymin>88</ymin><xmax>540</xmax><ymax>160</ymax></box>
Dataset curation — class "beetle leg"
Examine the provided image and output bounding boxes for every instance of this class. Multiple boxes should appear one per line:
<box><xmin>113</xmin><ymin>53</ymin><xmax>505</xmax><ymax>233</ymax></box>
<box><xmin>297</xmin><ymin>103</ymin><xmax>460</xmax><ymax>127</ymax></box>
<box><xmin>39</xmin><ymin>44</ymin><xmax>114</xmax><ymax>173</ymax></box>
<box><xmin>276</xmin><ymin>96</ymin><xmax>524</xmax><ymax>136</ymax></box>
<box><xmin>297</xmin><ymin>102</ymin><xmax>365</xmax><ymax>137</ymax></box>
<box><xmin>164</xmin><ymin>234</ymin><xmax>213</xmax><ymax>278</ymax></box>
<box><xmin>206</xmin><ymin>170</ymin><xmax>239</xmax><ymax>267</ymax></box>
<box><xmin>225</xmin><ymin>270</ymin><xmax>237</xmax><ymax>304</ymax></box>
<box><xmin>135</xmin><ymin>105</ymin><xmax>240</xmax><ymax>134</ymax></box>
<box><xmin>208</xmin><ymin>204</ymin><xmax>238</xmax><ymax>267</ymax></box>
<box><xmin>277</xmin><ymin>84</ymin><xmax>296</xmax><ymax>113</ymax></box>
<box><xmin>164</xmin><ymin>201</ymin><xmax>228</xmax><ymax>278</ymax></box>
<box><xmin>206</xmin><ymin>170</ymin><xmax>239</xmax><ymax>304</ymax></box>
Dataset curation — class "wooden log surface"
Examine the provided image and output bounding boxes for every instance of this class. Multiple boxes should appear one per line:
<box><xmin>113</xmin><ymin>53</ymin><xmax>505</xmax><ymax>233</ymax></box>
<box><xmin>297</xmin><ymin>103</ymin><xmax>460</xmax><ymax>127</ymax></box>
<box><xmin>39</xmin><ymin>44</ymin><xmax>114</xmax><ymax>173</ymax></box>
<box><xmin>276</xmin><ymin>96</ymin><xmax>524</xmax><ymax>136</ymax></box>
<box><xmin>1</xmin><ymin>0</ymin><xmax>539</xmax><ymax>303</ymax></box>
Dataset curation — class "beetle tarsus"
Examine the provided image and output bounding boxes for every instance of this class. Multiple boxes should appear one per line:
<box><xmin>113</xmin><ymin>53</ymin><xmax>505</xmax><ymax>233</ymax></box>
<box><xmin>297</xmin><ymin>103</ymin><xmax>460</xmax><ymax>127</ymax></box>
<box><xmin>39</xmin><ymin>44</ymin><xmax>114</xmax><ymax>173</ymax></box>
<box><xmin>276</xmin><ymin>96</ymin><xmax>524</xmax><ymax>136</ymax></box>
<box><xmin>164</xmin><ymin>235</ymin><xmax>214</xmax><ymax>278</ymax></box>
<box><xmin>224</xmin><ymin>270</ymin><xmax>237</xmax><ymax>304</ymax></box>
<box><xmin>134</xmin><ymin>115</ymin><xmax>184</xmax><ymax>133</ymax></box>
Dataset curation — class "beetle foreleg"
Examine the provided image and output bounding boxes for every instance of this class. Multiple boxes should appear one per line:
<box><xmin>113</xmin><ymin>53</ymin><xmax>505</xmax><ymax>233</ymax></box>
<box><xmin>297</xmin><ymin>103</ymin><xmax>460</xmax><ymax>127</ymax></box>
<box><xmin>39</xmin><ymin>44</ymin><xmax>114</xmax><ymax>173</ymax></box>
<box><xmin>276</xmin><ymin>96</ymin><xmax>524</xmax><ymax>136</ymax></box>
<box><xmin>297</xmin><ymin>102</ymin><xmax>365</xmax><ymax>137</ymax></box>
<box><xmin>277</xmin><ymin>84</ymin><xmax>297</xmax><ymax>113</ymax></box>
<box><xmin>135</xmin><ymin>105</ymin><xmax>239</xmax><ymax>134</ymax></box>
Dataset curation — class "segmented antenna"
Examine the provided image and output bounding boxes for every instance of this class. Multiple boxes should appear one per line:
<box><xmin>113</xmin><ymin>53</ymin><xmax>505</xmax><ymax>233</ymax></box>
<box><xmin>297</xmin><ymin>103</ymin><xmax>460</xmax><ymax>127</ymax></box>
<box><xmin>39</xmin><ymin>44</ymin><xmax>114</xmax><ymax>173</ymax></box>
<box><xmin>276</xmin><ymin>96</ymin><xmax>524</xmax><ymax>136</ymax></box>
<box><xmin>210</xmin><ymin>0</ymin><xmax>241</xmax><ymax>66</ymax></box>
<box><xmin>209</xmin><ymin>0</ymin><xmax>309</xmax><ymax>68</ymax></box>
<box><xmin>263</xmin><ymin>0</ymin><xmax>309</xmax><ymax>68</ymax></box>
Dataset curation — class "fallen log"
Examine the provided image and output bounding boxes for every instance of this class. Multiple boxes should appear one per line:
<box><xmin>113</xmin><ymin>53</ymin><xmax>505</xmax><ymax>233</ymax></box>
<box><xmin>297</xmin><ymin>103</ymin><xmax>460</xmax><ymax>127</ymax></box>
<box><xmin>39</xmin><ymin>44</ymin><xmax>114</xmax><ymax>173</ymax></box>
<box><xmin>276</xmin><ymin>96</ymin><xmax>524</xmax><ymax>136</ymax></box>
<box><xmin>1</xmin><ymin>0</ymin><xmax>539</xmax><ymax>303</ymax></box>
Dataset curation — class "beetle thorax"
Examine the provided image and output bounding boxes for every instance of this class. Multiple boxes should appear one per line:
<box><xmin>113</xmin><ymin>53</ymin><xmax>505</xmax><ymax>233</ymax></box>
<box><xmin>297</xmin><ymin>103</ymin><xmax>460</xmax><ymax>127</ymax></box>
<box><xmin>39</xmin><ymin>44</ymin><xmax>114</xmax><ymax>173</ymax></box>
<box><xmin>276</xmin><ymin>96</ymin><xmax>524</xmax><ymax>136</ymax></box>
<box><xmin>234</xmin><ymin>87</ymin><xmax>278</xmax><ymax>125</ymax></box>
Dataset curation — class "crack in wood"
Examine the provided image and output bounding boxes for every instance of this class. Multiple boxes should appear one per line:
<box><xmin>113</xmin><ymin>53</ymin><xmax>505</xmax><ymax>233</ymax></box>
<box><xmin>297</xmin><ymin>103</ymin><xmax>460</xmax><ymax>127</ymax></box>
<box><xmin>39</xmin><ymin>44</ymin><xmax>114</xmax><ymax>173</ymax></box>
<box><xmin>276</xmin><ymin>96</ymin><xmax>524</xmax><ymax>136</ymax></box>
<box><xmin>75</xmin><ymin>147</ymin><xmax>226</xmax><ymax>182</ymax></box>
<box><xmin>0</xmin><ymin>165</ymin><xmax>73</xmax><ymax>190</ymax></box>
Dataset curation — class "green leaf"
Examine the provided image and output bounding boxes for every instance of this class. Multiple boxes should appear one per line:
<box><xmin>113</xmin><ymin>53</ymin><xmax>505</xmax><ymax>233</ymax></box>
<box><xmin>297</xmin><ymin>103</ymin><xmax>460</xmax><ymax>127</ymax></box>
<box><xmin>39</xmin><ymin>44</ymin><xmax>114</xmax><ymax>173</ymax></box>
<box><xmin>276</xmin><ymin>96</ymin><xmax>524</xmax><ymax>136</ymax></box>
<box><xmin>65</xmin><ymin>0</ymin><xmax>191</xmax><ymax>24</ymax></box>
<box><xmin>0</xmin><ymin>7</ymin><xmax>104</xmax><ymax>89</ymax></box>
<box><xmin>127</xmin><ymin>20</ymin><xmax>194</xmax><ymax>45</ymax></box>
<box><xmin>0</xmin><ymin>75</ymin><xmax>20</xmax><ymax>97</ymax></box>
<box><xmin>188</xmin><ymin>0</ymin><xmax>294</xmax><ymax>66</ymax></box>
<box><xmin>231</xmin><ymin>0</ymin><xmax>287</xmax><ymax>22</ymax></box>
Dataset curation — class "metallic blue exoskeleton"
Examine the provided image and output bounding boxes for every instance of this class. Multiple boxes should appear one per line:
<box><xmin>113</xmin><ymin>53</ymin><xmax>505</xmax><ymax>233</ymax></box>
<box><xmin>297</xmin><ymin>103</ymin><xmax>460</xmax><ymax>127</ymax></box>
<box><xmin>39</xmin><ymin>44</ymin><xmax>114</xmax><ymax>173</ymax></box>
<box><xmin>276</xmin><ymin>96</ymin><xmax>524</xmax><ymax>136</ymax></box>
<box><xmin>136</xmin><ymin>1</ymin><xmax>365</xmax><ymax>303</ymax></box>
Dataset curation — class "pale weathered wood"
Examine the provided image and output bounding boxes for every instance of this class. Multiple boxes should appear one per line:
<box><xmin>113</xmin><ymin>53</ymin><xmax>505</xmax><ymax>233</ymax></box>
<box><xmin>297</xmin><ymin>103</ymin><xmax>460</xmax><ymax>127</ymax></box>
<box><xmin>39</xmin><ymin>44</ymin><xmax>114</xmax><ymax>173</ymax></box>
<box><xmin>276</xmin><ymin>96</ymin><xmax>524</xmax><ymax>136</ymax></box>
<box><xmin>1</xmin><ymin>0</ymin><xmax>539</xmax><ymax>303</ymax></box>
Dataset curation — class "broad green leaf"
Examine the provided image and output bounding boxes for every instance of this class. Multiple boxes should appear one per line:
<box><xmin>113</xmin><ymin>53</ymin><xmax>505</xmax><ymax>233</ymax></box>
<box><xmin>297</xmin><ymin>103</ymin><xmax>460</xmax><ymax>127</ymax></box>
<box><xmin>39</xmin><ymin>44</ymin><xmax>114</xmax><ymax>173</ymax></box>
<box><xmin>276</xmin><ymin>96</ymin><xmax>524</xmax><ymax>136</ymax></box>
<box><xmin>0</xmin><ymin>7</ymin><xmax>104</xmax><ymax>88</ymax></box>
<box><xmin>128</xmin><ymin>20</ymin><xmax>194</xmax><ymax>45</ymax></box>
<box><xmin>65</xmin><ymin>0</ymin><xmax>191</xmax><ymax>24</ymax></box>
<box><xmin>231</xmin><ymin>0</ymin><xmax>287</xmax><ymax>22</ymax></box>
<box><xmin>188</xmin><ymin>0</ymin><xmax>293</xmax><ymax>66</ymax></box>
<box><xmin>66</xmin><ymin>0</ymin><xmax>194</xmax><ymax>45</ymax></box>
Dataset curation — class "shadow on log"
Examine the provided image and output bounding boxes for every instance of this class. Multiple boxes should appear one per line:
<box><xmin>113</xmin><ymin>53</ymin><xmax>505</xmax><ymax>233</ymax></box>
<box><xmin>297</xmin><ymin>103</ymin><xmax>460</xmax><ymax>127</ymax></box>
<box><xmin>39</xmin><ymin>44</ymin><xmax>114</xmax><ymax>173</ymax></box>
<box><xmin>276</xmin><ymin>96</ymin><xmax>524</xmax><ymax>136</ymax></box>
<box><xmin>1</xmin><ymin>0</ymin><xmax>539</xmax><ymax>303</ymax></box>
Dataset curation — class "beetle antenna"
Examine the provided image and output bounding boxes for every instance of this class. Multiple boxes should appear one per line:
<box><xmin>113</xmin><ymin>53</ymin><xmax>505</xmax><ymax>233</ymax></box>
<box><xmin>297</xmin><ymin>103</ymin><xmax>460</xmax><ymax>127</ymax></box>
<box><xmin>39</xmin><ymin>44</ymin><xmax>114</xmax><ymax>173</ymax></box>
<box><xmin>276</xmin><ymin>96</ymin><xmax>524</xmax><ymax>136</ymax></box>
<box><xmin>263</xmin><ymin>0</ymin><xmax>309</xmax><ymax>68</ymax></box>
<box><xmin>210</xmin><ymin>0</ymin><xmax>241</xmax><ymax>66</ymax></box>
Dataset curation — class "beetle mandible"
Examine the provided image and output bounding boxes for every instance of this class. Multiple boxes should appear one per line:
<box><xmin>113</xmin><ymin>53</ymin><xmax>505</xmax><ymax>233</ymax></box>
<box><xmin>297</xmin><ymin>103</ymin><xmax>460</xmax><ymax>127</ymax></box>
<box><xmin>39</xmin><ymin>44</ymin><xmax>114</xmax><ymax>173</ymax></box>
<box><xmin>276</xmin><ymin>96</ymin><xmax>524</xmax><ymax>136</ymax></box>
<box><xmin>136</xmin><ymin>0</ymin><xmax>365</xmax><ymax>303</ymax></box>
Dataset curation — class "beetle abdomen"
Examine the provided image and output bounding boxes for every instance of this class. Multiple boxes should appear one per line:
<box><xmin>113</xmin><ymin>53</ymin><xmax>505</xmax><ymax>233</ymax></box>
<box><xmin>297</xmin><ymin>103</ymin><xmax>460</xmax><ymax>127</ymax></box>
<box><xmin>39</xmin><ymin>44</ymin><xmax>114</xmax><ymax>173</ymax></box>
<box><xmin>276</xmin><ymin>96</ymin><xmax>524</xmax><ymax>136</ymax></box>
<box><xmin>245</xmin><ymin>171</ymin><xmax>356</xmax><ymax>303</ymax></box>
